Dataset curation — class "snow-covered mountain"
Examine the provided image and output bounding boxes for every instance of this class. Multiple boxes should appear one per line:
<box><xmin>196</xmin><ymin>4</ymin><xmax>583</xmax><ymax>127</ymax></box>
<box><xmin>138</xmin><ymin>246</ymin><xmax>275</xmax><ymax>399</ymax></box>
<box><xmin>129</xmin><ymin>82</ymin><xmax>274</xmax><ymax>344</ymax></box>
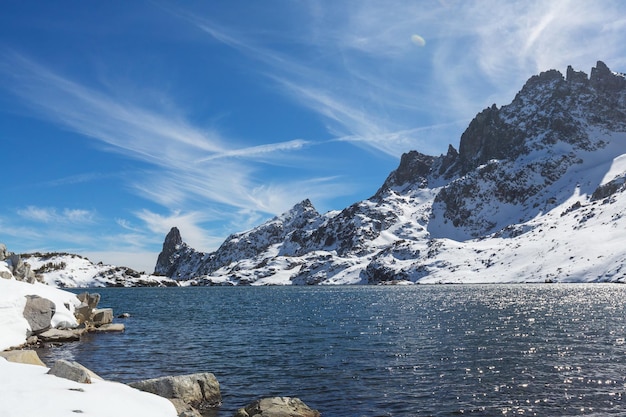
<box><xmin>20</xmin><ymin>252</ymin><xmax>177</xmax><ymax>288</ymax></box>
<box><xmin>155</xmin><ymin>61</ymin><xmax>626</xmax><ymax>285</ymax></box>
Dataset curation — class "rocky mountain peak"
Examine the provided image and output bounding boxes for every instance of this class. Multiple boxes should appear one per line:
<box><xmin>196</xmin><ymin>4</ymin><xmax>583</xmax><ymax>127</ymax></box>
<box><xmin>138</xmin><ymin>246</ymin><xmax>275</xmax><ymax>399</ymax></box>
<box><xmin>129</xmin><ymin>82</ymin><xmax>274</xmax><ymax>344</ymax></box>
<box><xmin>154</xmin><ymin>227</ymin><xmax>184</xmax><ymax>276</ymax></box>
<box><xmin>374</xmin><ymin>151</ymin><xmax>436</xmax><ymax>198</ymax></box>
<box><xmin>153</xmin><ymin>61</ymin><xmax>626</xmax><ymax>285</ymax></box>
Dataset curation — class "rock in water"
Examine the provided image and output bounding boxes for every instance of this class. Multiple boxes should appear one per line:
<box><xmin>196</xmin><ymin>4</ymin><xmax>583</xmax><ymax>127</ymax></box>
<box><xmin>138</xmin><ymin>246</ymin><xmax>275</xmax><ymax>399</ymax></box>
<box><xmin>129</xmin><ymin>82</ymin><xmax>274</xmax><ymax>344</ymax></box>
<box><xmin>22</xmin><ymin>295</ymin><xmax>55</xmax><ymax>336</ymax></box>
<box><xmin>129</xmin><ymin>372</ymin><xmax>221</xmax><ymax>413</ymax></box>
<box><xmin>91</xmin><ymin>308</ymin><xmax>113</xmax><ymax>326</ymax></box>
<box><xmin>234</xmin><ymin>397</ymin><xmax>320</xmax><ymax>417</ymax></box>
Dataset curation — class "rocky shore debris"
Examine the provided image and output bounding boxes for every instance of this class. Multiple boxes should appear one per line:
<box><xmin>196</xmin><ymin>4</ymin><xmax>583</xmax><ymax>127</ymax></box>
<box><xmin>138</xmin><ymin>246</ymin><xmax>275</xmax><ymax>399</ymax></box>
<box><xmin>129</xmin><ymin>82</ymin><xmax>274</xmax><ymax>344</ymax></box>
<box><xmin>130</xmin><ymin>372</ymin><xmax>222</xmax><ymax>417</ymax></box>
<box><xmin>234</xmin><ymin>397</ymin><xmax>321</xmax><ymax>417</ymax></box>
<box><xmin>17</xmin><ymin>291</ymin><xmax>125</xmax><ymax>347</ymax></box>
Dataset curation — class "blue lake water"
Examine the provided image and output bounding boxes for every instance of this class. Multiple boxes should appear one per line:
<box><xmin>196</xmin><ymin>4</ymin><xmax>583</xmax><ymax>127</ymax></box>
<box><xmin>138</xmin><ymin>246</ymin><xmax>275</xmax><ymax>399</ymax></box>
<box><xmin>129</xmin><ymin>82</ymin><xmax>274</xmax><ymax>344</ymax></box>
<box><xmin>37</xmin><ymin>284</ymin><xmax>626</xmax><ymax>416</ymax></box>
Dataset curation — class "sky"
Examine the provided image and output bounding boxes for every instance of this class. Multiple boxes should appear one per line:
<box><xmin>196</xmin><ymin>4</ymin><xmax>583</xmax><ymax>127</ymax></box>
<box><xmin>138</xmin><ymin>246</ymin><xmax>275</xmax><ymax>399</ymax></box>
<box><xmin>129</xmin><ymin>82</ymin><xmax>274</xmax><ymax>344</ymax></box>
<box><xmin>1</xmin><ymin>0</ymin><xmax>626</xmax><ymax>273</ymax></box>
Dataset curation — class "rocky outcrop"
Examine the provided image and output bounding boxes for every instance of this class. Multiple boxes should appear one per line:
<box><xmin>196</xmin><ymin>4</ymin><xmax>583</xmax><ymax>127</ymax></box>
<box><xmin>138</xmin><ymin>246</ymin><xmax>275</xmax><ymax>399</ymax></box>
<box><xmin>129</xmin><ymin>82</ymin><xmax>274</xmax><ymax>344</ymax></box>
<box><xmin>0</xmin><ymin>246</ymin><xmax>40</xmax><ymax>283</ymax></box>
<box><xmin>234</xmin><ymin>397</ymin><xmax>320</xmax><ymax>417</ymax></box>
<box><xmin>154</xmin><ymin>227</ymin><xmax>185</xmax><ymax>277</ymax></box>
<box><xmin>38</xmin><ymin>328</ymin><xmax>85</xmax><ymax>343</ymax></box>
<box><xmin>22</xmin><ymin>295</ymin><xmax>55</xmax><ymax>336</ymax></box>
<box><xmin>130</xmin><ymin>372</ymin><xmax>221</xmax><ymax>415</ymax></box>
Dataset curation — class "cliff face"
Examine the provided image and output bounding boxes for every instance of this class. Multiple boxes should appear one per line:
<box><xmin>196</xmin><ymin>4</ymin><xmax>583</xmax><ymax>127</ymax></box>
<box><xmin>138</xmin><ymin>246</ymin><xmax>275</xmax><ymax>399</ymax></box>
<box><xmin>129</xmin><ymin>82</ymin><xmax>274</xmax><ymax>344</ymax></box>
<box><xmin>156</xmin><ymin>62</ymin><xmax>626</xmax><ymax>285</ymax></box>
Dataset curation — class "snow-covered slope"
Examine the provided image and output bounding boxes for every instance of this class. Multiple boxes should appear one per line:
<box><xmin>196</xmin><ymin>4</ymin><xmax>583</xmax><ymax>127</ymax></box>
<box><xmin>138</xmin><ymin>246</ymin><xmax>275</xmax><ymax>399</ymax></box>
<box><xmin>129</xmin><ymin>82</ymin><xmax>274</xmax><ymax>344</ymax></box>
<box><xmin>156</xmin><ymin>61</ymin><xmax>626</xmax><ymax>285</ymax></box>
<box><xmin>21</xmin><ymin>252</ymin><xmax>177</xmax><ymax>288</ymax></box>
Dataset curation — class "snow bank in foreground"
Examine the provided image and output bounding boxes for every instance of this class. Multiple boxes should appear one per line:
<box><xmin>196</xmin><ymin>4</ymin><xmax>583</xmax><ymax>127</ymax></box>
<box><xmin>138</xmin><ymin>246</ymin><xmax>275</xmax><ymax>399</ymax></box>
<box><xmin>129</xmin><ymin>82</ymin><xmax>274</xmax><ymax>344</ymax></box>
<box><xmin>0</xmin><ymin>358</ymin><xmax>177</xmax><ymax>417</ymax></box>
<box><xmin>0</xmin><ymin>276</ymin><xmax>80</xmax><ymax>350</ymax></box>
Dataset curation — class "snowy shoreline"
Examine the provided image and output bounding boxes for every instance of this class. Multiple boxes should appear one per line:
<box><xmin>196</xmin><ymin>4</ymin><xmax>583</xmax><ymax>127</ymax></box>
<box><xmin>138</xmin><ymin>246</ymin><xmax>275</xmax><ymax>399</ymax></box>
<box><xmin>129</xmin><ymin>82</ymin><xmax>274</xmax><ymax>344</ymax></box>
<box><xmin>0</xmin><ymin>276</ymin><xmax>178</xmax><ymax>417</ymax></box>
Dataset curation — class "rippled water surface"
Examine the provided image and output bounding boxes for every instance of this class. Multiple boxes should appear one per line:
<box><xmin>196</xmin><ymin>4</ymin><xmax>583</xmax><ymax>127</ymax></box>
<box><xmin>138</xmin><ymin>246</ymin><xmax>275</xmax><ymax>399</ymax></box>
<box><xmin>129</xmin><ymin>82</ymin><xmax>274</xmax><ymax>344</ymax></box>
<box><xmin>37</xmin><ymin>285</ymin><xmax>626</xmax><ymax>416</ymax></box>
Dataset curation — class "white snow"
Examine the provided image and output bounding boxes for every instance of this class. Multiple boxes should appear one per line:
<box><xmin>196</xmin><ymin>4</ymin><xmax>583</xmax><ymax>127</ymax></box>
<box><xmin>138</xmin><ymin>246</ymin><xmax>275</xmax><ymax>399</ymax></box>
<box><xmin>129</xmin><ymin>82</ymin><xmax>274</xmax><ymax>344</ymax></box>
<box><xmin>0</xmin><ymin>274</ymin><xmax>177</xmax><ymax>417</ymax></box>
<box><xmin>22</xmin><ymin>253</ymin><xmax>176</xmax><ymax>288</ymax></box>
<box><xmin>0</xmin><ymin>358</ymin><xmax>177</xmax><ymax>417</ymax></box>
<box><xmin>0</xmin><ymin>276</ymin><xmax>79</xmax><ymax>351</ymax></box>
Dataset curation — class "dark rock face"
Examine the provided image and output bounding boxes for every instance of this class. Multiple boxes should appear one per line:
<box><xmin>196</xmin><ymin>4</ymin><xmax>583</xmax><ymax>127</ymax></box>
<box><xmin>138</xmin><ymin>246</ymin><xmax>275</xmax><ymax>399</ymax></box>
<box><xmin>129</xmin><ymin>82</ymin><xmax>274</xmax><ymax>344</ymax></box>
<box><xmin>154</xmin><ymin>227</ymin><xmax>184</xmax><ymax>276</ymax></box>
<box><xmin>375</xmin><ymin>151</ymin><xmax>436</xmax><ymax>197</ymax></box>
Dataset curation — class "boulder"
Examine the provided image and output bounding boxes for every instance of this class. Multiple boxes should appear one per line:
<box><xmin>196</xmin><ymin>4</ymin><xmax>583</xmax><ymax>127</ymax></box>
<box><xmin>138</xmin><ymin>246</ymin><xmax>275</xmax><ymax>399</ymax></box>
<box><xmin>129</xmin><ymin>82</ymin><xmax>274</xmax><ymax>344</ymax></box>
<box><xmin>92</xmin><ymin>308</ymin><xmax>113</xmax><ymax>326</ymax></box>
<box><xmin>0</xmin><ymin>350</ymin><xmax>46</xmax><ymax>367</ymax></box>
<box><xmin>75</xmin><ymin>292</ymin><xmax>101</xmax><ymax>324</ymax></box>
<box><xmin>169</xmin><ymin>399</ymin><xmax>203</xmax><ymax>417</ymax></box>
<box><xmin>38</xmin><ymin>328</ymin><xmax>84</xmax><ymax>343</ymax></box>
<box><xmin>91</xmin><ymin>323</ymin><xmax>125</xmax><ymax>332</ymax></box>
<box><xmin>47</xmin><ymin>359</ymin><xmax>93</xmax><ymax>384</ymax></box>
<box><xmin>23</xmin><ymin>295</ymin><xmax>56</xmax><ymax>336</ymax></box>
<box><xmin>77</xmin><ymin>292</ymin><xmax>101</xmax><ymax>309</ymax></box>
<box><xmin>234</xmin><ymin>397</ymin><xmax>320</xmax><ymax>417</ymax></box>
<box><xmin>129</xmin><ymin>372</ymin><xmax>221</xmax><ymax>413</ymax></box>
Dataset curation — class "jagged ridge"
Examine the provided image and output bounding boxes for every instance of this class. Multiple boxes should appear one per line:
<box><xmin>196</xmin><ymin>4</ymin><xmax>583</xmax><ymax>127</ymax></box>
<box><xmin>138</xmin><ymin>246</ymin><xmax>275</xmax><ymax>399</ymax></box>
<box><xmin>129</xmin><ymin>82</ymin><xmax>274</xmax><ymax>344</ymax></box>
<box><xmin>155</xmin><ymin>61</ymin><xmax>626</xmax><ymax>285</ymax></box>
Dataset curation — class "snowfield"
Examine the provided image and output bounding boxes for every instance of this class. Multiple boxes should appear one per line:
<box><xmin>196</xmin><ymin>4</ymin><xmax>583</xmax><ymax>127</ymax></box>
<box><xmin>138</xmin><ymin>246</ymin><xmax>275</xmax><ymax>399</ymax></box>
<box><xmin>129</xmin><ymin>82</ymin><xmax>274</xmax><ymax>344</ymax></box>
<box><xmin>0</xmin><ymin>358</ymin><xmax>177</xmax><ymax>417</ymax></box>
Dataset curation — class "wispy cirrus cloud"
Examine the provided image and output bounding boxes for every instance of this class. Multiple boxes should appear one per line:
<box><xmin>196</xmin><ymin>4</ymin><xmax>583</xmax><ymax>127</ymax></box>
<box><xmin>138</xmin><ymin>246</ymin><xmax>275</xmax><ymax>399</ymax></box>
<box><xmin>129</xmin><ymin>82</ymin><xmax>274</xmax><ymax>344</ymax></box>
<box><xmin>17</xmin><ymin>206</ymin><xmax>96</xmax><ymax>224</ymax></box>
<box><xmin>178</xmin><ymin>0</ymin><xmax>626</xmax><ymax>158</ymax></box>
<box><xmin>0</xmin><ymin>51</ymin><xmax>341</xmax><ymax>216</ymax></box>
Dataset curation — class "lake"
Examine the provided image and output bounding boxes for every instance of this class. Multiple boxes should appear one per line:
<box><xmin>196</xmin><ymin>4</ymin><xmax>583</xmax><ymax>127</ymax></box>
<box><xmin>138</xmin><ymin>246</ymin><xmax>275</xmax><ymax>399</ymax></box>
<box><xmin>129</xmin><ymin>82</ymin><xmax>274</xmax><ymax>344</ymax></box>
<box><xmin>37</xmin><ymin>284</ymin><xmax>626</xmax><ymax>416</ymax></box>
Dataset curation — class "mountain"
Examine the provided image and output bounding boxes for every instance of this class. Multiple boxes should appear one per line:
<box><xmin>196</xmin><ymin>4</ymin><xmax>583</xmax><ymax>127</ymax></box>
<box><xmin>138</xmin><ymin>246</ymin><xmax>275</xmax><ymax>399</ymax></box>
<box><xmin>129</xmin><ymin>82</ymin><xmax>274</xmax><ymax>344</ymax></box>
<box><xmin>155</xmin><ymin>61</ymin><xmax>626</xmax><ymax>285</ymax></box>
<box><xmin>18</xmin><ymin>252</ymin><xmax>177</xmax><ymax>288</ymax></box>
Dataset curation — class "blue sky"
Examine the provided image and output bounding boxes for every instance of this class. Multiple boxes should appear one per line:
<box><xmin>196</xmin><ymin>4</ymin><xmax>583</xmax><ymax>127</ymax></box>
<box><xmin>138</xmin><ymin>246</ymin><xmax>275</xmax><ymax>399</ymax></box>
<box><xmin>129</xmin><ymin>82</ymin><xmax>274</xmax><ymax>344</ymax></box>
<box><xmin>2</xmin><ymin>1</ymin><xmax>626</xmax><ymax>273</ymax></box>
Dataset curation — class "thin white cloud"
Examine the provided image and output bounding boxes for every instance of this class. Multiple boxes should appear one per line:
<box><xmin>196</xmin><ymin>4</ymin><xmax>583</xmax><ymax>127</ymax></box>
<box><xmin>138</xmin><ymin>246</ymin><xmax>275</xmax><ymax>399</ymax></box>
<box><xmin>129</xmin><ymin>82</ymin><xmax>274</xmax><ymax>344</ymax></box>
<box><xmin>195</xmin><ymin>139</ymin><xmax>311</xmax><ymax>163</ymax></box>
<box><xmin>0</xmin><ymin>51</ymin><xmax>348</xmax><ymax>218</ymax></box>
<box><xmin>178</xmin><ymin>0</ymin><xmax>626</xmax><ymax>158</ymax></box>
<box><xmin>17</xmin><ymin>206</ymin><xmax>96</xmax><ymax>224</ymax></box>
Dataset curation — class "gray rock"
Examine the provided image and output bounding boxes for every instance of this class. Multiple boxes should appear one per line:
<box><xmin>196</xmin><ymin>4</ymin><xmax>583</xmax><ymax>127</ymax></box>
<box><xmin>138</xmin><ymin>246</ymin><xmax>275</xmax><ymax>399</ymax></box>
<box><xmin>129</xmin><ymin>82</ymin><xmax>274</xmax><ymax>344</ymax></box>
<box><xmin>75</xmin><ymin>292</ymin><xmax>101</xmax><ymax>325</ymax></box>
<box><xmin>0</xmin><ymin>243</ymin><xmax>8</xmax><ymax>260</ymax></box>
<box><xmin>234</xmin><ymin>397</ymin><xmax>320</xmax><ymax>417</ymax></box>
<box><xmin>77</xmin><ymin>292</ymin><xmax>101</xmax><ymax>309</ymax></box>
<box><xmin>23</xmin><ymin>295</ymin><xmax>56</xmax><ymax>336</ymax></box>
<box><xmin>92</xmin><ymin>308</ymin><xmax>113</xmax><ymax>326</ymax></box>
<box><xmin>129</xmin><ymin>372</ymin><xmax>221</xmax><ymax>412</ymax></box>
<box><xmin>169</xmin><ymin>399</ymin><xmax>203</xmax><ymax>417</ymax></box>
<box><xmin>38</xmin><ymin>328</ymin><xmax>84</xmax><ymax>342</ymax></box>
<box><xmin>47</xmin><ymin>359</ymin><xmax>92</xmax><ymax>384</ymax></box>
<box><xmin>91</xmin><ymin>323</ymin><xmax>124</xmax><ymax>332</ymax></box>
